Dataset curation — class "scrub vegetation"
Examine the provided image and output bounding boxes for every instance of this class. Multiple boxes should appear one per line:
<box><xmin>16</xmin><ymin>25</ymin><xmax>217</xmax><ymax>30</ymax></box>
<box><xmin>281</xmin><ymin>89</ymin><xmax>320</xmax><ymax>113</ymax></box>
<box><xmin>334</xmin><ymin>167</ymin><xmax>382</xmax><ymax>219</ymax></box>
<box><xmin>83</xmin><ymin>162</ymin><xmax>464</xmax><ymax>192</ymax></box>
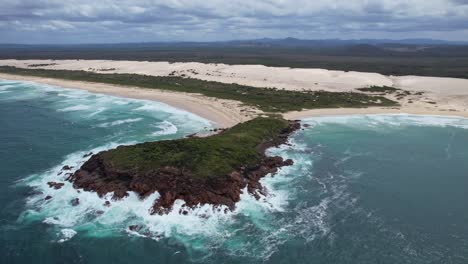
<box><xmin>0</xmin><ymin>66</ymin><xmax>398</xmax><ymax>112</ymax></box>
<box><xmin>99</xmin><ymin>117</ymin><xmax>290</xmax><ymax>178</ymax></box>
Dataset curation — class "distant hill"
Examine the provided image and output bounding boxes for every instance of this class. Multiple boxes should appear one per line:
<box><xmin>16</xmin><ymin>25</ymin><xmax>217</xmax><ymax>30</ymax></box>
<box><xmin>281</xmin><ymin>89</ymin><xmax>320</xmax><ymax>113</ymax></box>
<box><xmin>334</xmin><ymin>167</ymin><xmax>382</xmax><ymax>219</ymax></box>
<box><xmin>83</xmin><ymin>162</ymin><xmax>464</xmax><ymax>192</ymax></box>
<box><xmin>1</xmin><ymin>37</ymin><xmax>467</xmax><ymax>48</ymax></box>
<box><xmin>221</xmin><ymin>38</ymin><xmax>468</xmax><ymax>47</ymax></box>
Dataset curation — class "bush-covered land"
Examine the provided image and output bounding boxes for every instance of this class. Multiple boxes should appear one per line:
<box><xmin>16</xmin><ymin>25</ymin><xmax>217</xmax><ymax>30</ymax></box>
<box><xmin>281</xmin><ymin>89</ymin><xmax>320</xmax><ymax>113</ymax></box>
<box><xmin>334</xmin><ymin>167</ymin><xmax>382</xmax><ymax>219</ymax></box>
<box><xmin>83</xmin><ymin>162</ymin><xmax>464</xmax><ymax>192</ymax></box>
<box><xmin>1</xmin><ymin>44</ymin><xmax>468</xmax><ymax>79</ymax></box>
<box><xmin>0</xmin><ymin>66</ymin><xmax>398</xmax><ymax>112</ymax></box>
<box><xmin>357</xmin><ymin>86</ymin><xmax>400</xmax><ymax>93</ymax></box>
<box><xmin>70</xmin><ymin>117</ymin><xmax>300</xmax><ymax>210</ymax></box>
<box><xmin>99</xmin><ymin>117</ymin><xmax>289</xmax><ymax>178</ymax></box>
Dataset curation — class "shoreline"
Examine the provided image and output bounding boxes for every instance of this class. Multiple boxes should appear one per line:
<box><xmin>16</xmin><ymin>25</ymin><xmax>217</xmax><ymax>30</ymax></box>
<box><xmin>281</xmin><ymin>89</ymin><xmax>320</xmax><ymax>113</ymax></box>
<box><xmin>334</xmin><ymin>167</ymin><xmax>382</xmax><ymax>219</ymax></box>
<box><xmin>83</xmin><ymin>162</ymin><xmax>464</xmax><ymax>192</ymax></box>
<box><xmin>0</xmin><ymin>73</ymin><xmax>259</xmax><ymax>128</ymax></box>
<box><xmin>1</xmin><ymin>72</ymin><xmax>468</xmax><ymax>124</ymax></box>
<box><xmin>284</xmin><ymin>107</ymin><xmax>468</xmax><ymax>120</ymax></box>
<box><xmin>2</xmin><ymin>59</ymin><xmax>468</xmax><ymax>120</ymax></box>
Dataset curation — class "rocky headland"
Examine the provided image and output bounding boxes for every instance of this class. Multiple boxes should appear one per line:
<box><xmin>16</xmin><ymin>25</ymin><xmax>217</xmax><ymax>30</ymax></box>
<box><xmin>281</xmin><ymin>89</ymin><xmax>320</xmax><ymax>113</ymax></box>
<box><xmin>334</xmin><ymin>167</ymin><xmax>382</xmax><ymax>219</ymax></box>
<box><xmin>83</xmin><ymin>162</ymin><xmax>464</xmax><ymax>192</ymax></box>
<box><xmin>68</xmin><ymin>117</ymin><xmax>300</xmax><ymax>214</ymax></box>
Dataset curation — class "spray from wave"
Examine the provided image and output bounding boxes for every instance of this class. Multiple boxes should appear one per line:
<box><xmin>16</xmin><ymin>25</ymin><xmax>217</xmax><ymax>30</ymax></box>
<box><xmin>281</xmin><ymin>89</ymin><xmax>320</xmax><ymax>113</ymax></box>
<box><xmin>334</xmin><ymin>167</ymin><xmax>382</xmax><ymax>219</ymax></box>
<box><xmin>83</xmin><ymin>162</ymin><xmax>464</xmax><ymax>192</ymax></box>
<box><xmin>18</xmin><ymin>140</ymin><xmax>297</xmax><ymax>260</ymax></box>
<box><xmin>152</xmin><ymin>121</ymin><xmax>178</xmax><ymax>136</ymax></box>
<box><xmin>97</xmin><ymin>118</ymin><xmax>144</xmax><ymax>128</ymax></box>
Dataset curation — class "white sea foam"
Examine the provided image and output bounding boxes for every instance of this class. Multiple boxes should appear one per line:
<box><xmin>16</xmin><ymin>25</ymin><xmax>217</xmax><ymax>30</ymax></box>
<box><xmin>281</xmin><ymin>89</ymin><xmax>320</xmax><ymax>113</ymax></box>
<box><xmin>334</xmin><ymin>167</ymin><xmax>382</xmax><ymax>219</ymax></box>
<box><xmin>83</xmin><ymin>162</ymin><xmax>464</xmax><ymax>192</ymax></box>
<box><xmin>91</xmin><ymin>94</ymin><xmax>132</xmax><ymax>106</ymax></box>
<box><xmin>87</xmin><ymin>107</ymin><xmax>107</xmax><ymax>117</ymax></box>
<box><xmin>55</xmin><ymin>87</ymin><xmax>90</xmax><ymax>98</ymax></box>
<box><xmin>57</xmin><ymin>229</ymin><xmax>77</xmax><ymax>243</ymax></box>
<box><xmin>97</xmin><ymin>118</ymin><xmax>144</xmax><ymax>128</ymax></box>
<box><xmin>0</xmin><ymin>84</ymin><xmax>15</xmax><ymax>90</ymax></box>
<box><xmin>136</xmin><ymin>102</ymin><xmax>179</xmax><ymax>113</ymax></box>
<box><xmin>57</xmin><ymin>92</ymin><xmax>82</xmax><ymax>99</ymax></box>
<box><xmin>151</xmin><ymin>121</ymin><xmax>178</xmax><ymax>136</ymax></box>
<box><xmin>1</xmin><ymin>78</ymin><xmax>212</xmax><ymax>129</ymax></box>
<box><xmin>59</xmin><ymin>104</ymin><xmax>92</xmax><ymax>112</ymax></box>
<box><xmin>19</xmin><ymin>139</ymin><xmax>294</xmax><ymax>256</ymax></box>
<box><xmin>0</xmin><ymin>80</ymin><xmax>19</xmax><ymax>85</ymax></box>
<box><xmin>17</xmin><ymin>131</ymin><xmax>311</xmax><ymax>263</ymax></box>
<box><xmin>9</xmin><ymin>78</ymin><xmax>309</xmax><ymax>258</ymax></box>
<box><xmin>303</xmin><ymin>114</ymin><xmax>468</xmax><ymax>129</ymax></box>
<box><xmin>297</xmin><ymin>198</ymin><xmax>331</xmax><ymax>242</ymax></box>
<box><xmin>13</xmin><ymin>87</ymin><xmax>462</xmax><ymax>260</ymax></box>
<box><xmin>136</xmin><ymin>101</ymin><xmax>212</xmax><ymax>127</ymax></box>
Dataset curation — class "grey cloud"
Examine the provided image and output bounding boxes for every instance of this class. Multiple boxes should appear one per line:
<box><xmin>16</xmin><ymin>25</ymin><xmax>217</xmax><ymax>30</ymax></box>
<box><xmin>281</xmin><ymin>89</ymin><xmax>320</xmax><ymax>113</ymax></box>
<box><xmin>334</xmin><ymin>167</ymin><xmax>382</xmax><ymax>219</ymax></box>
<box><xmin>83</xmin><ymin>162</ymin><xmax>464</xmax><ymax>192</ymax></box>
<box><xmin>0</xmin><ymin>0</ymin><xmax>468</xmax><ymax>43</ymax></box>
<box><xmin>451</xmin><ymin>0</ymin><xmax>468</xmax><ymax>5</ymax></box>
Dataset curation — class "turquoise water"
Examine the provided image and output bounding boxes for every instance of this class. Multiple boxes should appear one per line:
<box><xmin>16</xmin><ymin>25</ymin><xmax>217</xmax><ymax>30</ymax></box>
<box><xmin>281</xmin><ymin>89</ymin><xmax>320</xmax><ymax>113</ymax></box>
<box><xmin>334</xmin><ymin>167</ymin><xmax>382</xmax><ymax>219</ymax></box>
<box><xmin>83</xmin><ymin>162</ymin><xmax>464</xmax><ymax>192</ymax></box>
<box><xmin>1</xmin><ymin>80</ymin><xmax>468</xmax><ymax>263</ymax></box>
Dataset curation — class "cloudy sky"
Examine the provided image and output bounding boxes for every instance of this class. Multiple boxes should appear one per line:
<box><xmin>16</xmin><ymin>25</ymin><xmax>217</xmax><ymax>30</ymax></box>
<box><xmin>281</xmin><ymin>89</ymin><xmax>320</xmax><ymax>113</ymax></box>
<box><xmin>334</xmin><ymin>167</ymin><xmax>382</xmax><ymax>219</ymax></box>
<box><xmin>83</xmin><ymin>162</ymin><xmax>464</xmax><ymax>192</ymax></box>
<box><xmin>1</xmin><ymin>0</ymin><xmax>468</xmax><ymax>44</ymax></box>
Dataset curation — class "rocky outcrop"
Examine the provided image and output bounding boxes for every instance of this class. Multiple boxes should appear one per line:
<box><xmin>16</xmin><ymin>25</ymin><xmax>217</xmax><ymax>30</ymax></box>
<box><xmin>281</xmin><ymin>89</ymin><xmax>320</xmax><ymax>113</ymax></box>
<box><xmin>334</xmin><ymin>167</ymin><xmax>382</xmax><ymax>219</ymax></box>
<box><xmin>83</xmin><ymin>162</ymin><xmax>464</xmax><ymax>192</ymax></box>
<box><xmin>47</xmin><ymin>182</ymin><xmax>65</xmax><ymax>190</ymax></box>
<box><xmin>71</xmin><ymin>198</ymin><xmax>80</xmax><ymax>206</ymax></box>
<box><xmin>69</xmin><ymin>120</ymin><xmax>300</xmax><ymax>214</ymax></box>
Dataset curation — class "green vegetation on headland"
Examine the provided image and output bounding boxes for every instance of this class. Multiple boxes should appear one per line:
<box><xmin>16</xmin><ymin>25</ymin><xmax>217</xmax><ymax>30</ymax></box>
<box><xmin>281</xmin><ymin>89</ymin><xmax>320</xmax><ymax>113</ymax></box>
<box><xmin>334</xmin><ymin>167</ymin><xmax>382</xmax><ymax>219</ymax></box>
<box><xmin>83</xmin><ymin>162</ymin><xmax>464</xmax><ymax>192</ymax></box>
<box><xmin>100</xmin><ymin>117</ymin><xmax>289</xmax><ymax>178</ymax></box>
<box><xmin>357</xmin><ymin>86</ymin><xmax>400</xmax><ymax>93</ymax></box>
<box><xmin>0</xmin><ymin>66</ymin><xmax>398</xmax><ymax>112</ymax></box>
<box><xmin>70</xmin><ymin>117</ymin><xmax>300</xmax><ymax>210</ymax></box>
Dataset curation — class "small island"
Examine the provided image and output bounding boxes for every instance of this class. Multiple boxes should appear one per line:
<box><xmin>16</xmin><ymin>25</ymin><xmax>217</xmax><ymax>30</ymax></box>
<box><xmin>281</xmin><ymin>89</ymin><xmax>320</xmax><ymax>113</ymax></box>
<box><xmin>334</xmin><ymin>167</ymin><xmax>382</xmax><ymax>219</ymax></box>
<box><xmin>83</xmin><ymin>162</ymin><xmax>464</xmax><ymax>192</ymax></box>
<box><xmin>70</xmin><ymin>117</ymin><xmax>300</xmax><ymax>214</ymax></box>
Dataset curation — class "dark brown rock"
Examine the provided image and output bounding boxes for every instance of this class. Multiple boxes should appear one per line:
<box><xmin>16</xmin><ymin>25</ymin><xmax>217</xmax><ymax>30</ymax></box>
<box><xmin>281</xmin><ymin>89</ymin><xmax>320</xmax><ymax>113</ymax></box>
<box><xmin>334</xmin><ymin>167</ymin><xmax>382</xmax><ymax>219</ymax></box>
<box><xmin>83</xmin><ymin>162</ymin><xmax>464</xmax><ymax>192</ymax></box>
<box><xmin>185</xmin><ymin>133</ymin><xmax>197</xmax><ymax>138</ymax></box>
<box><xmin>62</xmin><ymin>165</ymin><xmax>73</xmax><ymax>171</ymax></box>
<box><xmin>96</xmin><ymin>210</ymin><xmax>104</xmax><ymax>215</ymax></box>
<box><xmin>129</xmin><ymin>225</ymin><xmax>142</xmax><ymax>232</ymax></box>
<box><xmin>69</xmin><ymin>120</ymin><xmax>301</xmax><ymax>214</ymax></box>
<box><xmin>45</xmin><ymin>195</ymin><xmax>52</xmax><ymax>200</ymax></box>
<box><xmin>47</xmin><ymin>182</ymin><xmax>65</xmax><ymax>190</ymax></box>
<box><xmin>71</xmin><ymin>198</ymin><xmax>80</xmax><ymax>206</ymax></box>
<box><xmin>64</xmin><ymin>173</ymin><xmax>73</xmax><ymax>181</ymax></box>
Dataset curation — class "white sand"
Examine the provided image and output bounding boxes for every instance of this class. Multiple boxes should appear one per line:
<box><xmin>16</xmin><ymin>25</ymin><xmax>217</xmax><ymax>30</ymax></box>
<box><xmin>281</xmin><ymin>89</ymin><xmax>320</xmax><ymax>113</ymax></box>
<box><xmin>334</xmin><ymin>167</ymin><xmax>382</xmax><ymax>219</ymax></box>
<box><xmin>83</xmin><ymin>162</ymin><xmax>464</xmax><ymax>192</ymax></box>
<box><xmin>1</xmin><ymin>59</ymin><xmax>468</xmax><ymax>122</ymax></box>
<box><xmin>0</xmin><ymin>73</ymin><xmax>261</xmax><ymax>128</ymax></box>
<box><xmin>3</xmin><ymin>59</ymin><xmax>468</xmax><ymax>94</ymax></box>
<box><xmin>284</xmin><ymin>106</ymin><xmax>468</xmax><ymax>120</ymax></box>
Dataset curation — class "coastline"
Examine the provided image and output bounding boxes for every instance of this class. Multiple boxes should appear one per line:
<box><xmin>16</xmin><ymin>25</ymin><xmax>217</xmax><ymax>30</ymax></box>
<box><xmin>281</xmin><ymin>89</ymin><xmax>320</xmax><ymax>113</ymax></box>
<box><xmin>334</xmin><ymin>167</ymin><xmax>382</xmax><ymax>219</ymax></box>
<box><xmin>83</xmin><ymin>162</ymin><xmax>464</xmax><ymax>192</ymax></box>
<box><xmin>284</xmin><ymin>107</ymin><xmax>468</xmax><ymax>120</ymax></box>
<box><xmin>3</xmin><ymin>59</ymin><xmax>468</xmax><ymax>95</ymax></box>
<box><xmin>1</xmin><ymin>70</ymin><xmax>468</xmax><ymax>124</ymax></box>
<box><xmin>0</xmin><ymin>73</ymin><xmax>260</xmax><ymax>128</ymax></box>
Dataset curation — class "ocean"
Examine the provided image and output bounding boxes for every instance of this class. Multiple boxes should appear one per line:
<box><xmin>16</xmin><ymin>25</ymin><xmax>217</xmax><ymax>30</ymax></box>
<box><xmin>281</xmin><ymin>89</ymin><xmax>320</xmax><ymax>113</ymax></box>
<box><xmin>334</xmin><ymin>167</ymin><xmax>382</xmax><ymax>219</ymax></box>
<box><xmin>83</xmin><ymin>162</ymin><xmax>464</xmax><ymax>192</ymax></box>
<box><xmin>1</xmin><ymin>79</ymin><xmax>468</xmax><ymax>263</ymax></box>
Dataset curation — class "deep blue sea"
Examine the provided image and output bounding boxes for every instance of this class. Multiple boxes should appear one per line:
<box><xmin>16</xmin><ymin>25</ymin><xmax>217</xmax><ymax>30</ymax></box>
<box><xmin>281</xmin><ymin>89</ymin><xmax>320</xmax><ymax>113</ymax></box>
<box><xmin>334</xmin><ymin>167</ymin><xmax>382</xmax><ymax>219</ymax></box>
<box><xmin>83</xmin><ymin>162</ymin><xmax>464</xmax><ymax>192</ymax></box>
<box><xmin>1</xmin><ymin>79</ymin><xmax>468</xmax><ymax>264</ymax></box>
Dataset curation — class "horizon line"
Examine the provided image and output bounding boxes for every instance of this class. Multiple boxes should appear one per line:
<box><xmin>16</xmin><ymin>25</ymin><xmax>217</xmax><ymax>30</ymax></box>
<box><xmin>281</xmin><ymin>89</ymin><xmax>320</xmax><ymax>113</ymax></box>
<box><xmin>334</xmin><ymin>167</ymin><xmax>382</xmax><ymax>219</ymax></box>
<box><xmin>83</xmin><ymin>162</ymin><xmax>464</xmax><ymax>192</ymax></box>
<box><xmin>1</xmin><ymin>37</ymin><xmax>468</xmax><ymax>46</ymax></box>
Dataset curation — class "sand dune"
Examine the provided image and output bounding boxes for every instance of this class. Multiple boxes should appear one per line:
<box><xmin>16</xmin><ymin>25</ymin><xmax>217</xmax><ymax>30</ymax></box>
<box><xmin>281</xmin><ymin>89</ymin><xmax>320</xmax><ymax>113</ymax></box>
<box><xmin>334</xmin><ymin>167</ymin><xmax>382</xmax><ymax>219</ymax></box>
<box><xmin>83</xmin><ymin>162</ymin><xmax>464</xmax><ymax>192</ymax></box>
<box><xmin>2</xmin><ymin>59</ymin><xmax>468</xmax><ymax>94</ymax></box>
<box><xmin>1</xmin><ymin>59</ymin><xmax>468</xmax><ymax>124</ymax></box>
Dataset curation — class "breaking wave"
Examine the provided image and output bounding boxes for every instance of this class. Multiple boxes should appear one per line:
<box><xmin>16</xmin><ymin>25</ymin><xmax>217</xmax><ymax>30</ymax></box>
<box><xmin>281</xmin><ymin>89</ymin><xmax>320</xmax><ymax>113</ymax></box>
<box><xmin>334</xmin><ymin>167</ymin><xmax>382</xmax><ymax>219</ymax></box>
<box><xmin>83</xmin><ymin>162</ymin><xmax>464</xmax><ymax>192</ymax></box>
<box><xmin>18</xmin><ymin>140</ymin><xmax>296</xmax><ymax>260</ymax></box>
<box><xmin>97</xmin><ymin>118</ymin><xmax>144</xmax><ymax>128</ymax></box>
<box><xmin>152</xmin><ymin>121</ymin><xmax>178</xmax><ymax>136</ymax></box>
<box><xmin>60</xmin><ymin>104</ymin><xmax>92</xmax><ymax>112</ymax></box>
<box><xmin>8</xmin><ymin>78</ymin><xmax>468</xmax><ymax>262</ymax></box>
<box><xmin>303</xmin><ymin>113</ymin><xmax>468</xmax><ymax>130</ymax></box>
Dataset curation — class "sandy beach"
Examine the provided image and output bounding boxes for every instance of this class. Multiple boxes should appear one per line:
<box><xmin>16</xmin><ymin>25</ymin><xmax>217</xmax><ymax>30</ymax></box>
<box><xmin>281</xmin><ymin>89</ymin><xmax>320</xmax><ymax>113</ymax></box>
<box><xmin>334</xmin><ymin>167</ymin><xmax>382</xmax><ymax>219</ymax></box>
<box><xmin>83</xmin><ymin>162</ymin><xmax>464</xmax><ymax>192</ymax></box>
<box><xmin>284</xmin><ymin>106</ymin><xmax>468</xmax><ymax>120</ymax></box>
<box><xmin>1</xmin><ymin>59</ymin><xmax>468</xmax><ymax>123</ymax></box>
<box><xmin>0</xmin><ymin>73</ymin><xmax>261</xmax><ymax>128</ymax></box>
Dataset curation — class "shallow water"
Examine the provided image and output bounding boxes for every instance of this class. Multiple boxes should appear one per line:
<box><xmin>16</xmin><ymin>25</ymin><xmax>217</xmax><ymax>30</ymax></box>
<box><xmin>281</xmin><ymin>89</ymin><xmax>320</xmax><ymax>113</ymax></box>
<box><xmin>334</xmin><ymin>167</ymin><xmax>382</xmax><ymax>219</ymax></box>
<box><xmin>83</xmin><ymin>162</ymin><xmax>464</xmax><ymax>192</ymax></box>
<box><xmin>1</xmin><ymin>80</ymin><xmax>468</xmax><ymax>263</ymax></box>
